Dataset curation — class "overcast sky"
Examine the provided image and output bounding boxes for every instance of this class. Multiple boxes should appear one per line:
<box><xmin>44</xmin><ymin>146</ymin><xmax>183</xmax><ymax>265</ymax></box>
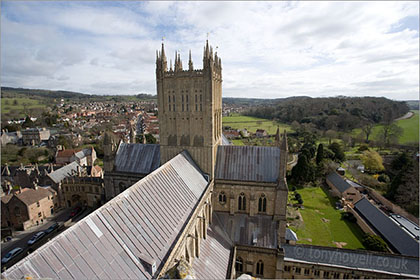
<box><xmin>1</xmin><ymin>1</ymin><xmax>419</xmax><ymax>100</ymax></box>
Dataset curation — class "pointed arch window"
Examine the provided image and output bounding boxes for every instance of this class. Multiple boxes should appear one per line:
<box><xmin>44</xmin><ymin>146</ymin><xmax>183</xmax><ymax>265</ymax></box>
<box><xmin>218</xmin><ymin>191</ymin><xmax>226</xmax><ymax>204</ymax></box>
<box><xmin>256</xmin><ymin>260</ymin><xmax>264</xmax><ymax>276</ymax></box>
<box><xmin>238</xmin><ymin>193</ymin><xmax>246</xmax><ymax>211</ymax></box>
<box><xmin>235</xmin><ymin>257</ymin><xmax>243</xmax><ymax>273</ymax></box>
<box><xmin>258</xmin><ymin>194</ymin><xmax>267</xmax><ymax>213</ymax></box>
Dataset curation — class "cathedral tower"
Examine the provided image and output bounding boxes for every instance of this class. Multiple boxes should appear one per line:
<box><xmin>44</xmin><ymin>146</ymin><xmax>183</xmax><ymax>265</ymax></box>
<box><xmin>156</xmin><ymin>41</ymin><xmax>222</xmax><ymax>178</ymax></box>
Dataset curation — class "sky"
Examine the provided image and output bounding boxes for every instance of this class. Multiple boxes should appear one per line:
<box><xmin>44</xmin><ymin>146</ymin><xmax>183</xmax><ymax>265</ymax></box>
<box><xmin>1</xmin><ymin>1</ymin><xmax>419</xmax><ymax>100</ymax></box>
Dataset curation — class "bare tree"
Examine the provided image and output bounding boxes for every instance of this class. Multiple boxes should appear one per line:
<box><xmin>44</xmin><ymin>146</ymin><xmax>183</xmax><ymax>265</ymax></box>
<box><xmin>362</xmin><ymin>122</ymin><xmax>374</xmax><ymax>143</ymax></box>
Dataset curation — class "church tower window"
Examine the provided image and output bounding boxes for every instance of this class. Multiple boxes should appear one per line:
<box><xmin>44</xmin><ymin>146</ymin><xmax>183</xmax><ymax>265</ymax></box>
<box><xmin>258</xmin><ymin>194</ymin><xmax>267</xmax><ymax>213</ymax></box>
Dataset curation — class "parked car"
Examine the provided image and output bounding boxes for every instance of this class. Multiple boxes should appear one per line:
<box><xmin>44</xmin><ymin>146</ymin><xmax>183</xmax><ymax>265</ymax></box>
<box><xmin>1</xmin><ymin>247</ymin><xmax>23</xmax><ymax>264</ymax></box>
<box><xmin>69</xmin><ymin>207</ymin><xmax>82</xmax><ymax>218</ymax></box>
<box><xmin>44</xmin><ymin>223</ymin><xmax>59</xmax><ymax>234</ymax></box>
<box><xmin>27</xmin><ymin>232</ymin><xmax>46</xmax><ymax>245</ymax></box>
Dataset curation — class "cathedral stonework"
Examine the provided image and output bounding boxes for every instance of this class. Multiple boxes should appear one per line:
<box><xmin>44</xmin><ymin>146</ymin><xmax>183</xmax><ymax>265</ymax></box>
<box><xmin>156</xmin><ymin>41</ymin><xmax>222</xmax><ymax>178</ymax></box>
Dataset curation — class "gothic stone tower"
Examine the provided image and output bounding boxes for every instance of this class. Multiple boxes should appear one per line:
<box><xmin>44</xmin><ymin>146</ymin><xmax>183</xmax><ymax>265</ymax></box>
<box><xmin>156</xmin><ymin>41</ymin><xmax>222</xmax><ymax>178</ymax></box>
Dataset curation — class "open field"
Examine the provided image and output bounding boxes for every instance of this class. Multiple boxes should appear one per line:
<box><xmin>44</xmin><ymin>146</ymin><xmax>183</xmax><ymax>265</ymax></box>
<box><xmin>396</xmin><ymin>110</ymin><xmax>419</xmax><ymax>144</ymax></box>
<box><xmin>353</xmin><ymin>110</ymin><xmax>419</xmax><ymax>145</ymax></box>
<box><xmin>1</xmin><ymin>97</ymin><xmax>47</xmax><ymax>117</ymax></box>
<box><xmin>288</xmin><ymin>186</ymin><xmax>366</xmax><ymax>250</ymax></box>
<box><xmin>223</xmin><ymin>114</ymin><xmax>293</xmax><ymax>134</ymax></box>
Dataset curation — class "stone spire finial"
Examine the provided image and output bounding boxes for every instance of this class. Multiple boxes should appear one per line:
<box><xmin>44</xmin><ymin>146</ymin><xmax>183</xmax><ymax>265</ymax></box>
<box><xmin>188</xmin><ymin>50</ymin><xmax>193</xmax><ymax>71</ymax></box>
<box><xmin>129</xmin><ymin>127</ymin><xmax>135</xmax><ymax>144</ymax></box>
<box><xmin>281</xmin><ymin>130</ymin><xmax>288</xmax><ymax>152</ymax></box>
<box><xmin>275</xmin><ymin>126</ymin><xmax>280</xmax><ymax>144</ymax></box>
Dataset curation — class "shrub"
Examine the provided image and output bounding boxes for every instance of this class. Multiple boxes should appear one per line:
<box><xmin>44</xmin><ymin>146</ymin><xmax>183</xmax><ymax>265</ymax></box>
<box><xmin>341</xmin><ymin>212</ymin><xmax>357</xmax><ymax>223</ymax></box>
<box><xmin>362</xmin><ymin>233</ymin><xmax>388</xmax><ymax>252</ymax></box>
<box><xmin>378</xmin><ymin>174</ymin><xmax>390</xmax><ymax>183</ymax></box>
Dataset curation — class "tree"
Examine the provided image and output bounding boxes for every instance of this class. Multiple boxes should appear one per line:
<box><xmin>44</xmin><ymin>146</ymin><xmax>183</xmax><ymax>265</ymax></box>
<box><xmin>362</xmin><ymin>122</ymin><xmax>374</xmax><ymax>143</ymax></box>
<box><xmin>360</xmin><ymin>150</ymin><xmax>384</xmax><ymax>173</ymax></box>
<box><xmin>22</xmin><ymin>116</ymin><xmax>34</xmax><ymax>128</ymax></box>
<box><xmin>316</xmin><ymin>143</ymin><xmax>324</xmax><ymax>165</ymax></box>
<box><xmin>291</xmin><ymin>154</ymin><xmax>315</xmax><ymax>183</ymax></box>
<box><xmin>328</xmin><ymin>142</ymin><xmax>345</xmax><ymax>162</ymax></box>
<box><xmin>362</xmin><ymin>233</ymin><xmax>388</xmax><ymax>252</ymax></box>
<box><xmin>325</xmin><ymin>130</ymin><xmax>337</xmax><ymax>145</ymax></box>
<box><xmin>379</xmin><ymin>123</ymin><xmax>403</xmax><ymax>147</ymax></box>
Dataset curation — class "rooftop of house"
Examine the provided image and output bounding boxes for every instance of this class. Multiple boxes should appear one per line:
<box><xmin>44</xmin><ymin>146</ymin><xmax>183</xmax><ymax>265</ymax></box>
<box><xmin>354</xmin><ymin>198</ymin><xmax>419</xmax><ymax>257</ymax></box>
<box><xmin>326</xmin><ymin>172</ymin><xmax>352</xmax><ymax>194</ymax></box>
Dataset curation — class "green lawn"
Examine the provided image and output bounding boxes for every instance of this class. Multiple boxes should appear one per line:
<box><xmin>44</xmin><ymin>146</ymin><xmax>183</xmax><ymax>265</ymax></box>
<box><xmin>1</xmin><ymin>97</ymin><xmax>46</xmax><ymax>117</ymax></box>
<box><xmin>353</xmin><ymin>110</ymin><xmax>419</xmax><ymax>145</ymax></box>
<box><xmin>289</xmin><ymin>186</ymin><xmax>366</xmax><ymax>250</ymax></box>
<box><xmin>223</xmin><ymin>114</ymin><xmax>293</xmax><ymax>134</ymax></box>
<box><xmin>396</xmin><ymin>110</ymin><xmax>419</xmax><ymax>144</ymax></box>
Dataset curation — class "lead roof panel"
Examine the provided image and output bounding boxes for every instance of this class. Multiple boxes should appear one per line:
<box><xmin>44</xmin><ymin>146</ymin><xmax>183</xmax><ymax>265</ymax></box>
<box><xmin>114</xmin><ymin>143</ymin><xmax>160</xmax><ymax>174</ymax></box>
<box><xmin>2</xmin><ymin>151</ymin><xmax>208</xmax><ymax>280</ymax></box>
<box><xmin>215</xmin><ymin>145</ymin><xmax>281</xmax><ymax>183</ymax></box>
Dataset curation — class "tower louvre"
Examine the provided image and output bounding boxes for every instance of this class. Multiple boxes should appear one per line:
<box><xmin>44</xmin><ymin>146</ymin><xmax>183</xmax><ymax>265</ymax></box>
<box><xmin>156</xmin><ymin>41</ymin><xmax>222</xmax><ymax>178</ymax></box>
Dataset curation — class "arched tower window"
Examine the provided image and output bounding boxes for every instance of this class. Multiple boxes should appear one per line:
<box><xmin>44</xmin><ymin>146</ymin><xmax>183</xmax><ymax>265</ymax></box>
<box><xmin>238</xmin><ymin>193</ymin><xmax>246</xmax><ymax>211</ymax></box>
<box><xmin>256</xmin><ymin>260</ymin><xmax>264</xmax><ymax>276</ymax></box>
<box><xmin>218</xmin><ymin>191</ymin><xmax>226</xmax><ymax>204</ymax></box>
<box><xmin>235</xmin><ymin>257</ymin><xmax>243</xmax><ymax>273</ymax></box>
<box><xmin>258</xmin><ymin>194</ymin><xmax>267</xmax><ymax>213</ymax></box>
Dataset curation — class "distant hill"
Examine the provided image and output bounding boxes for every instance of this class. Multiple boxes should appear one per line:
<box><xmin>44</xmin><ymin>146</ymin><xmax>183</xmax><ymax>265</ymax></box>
<box><xmin>1</xmin><ymin>87</ymin><xmax>156</xmax><ymax>101</ymax></box>
<box><xmin>405</xmin><ymin>100</ymin><xmax>418</xmax><ymax>111</ymax></box>
<box><xmin>245</xmin><ymin>96</ymin><xmax>410</xmax><ymax>132</ymax></box>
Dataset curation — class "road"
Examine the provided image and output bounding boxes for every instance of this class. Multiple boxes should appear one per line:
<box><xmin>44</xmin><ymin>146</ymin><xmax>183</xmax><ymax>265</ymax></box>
<box><xmin>1</xmin><ymin>207</ymin><xmax>92</xmax><ymax>272</ymax></box>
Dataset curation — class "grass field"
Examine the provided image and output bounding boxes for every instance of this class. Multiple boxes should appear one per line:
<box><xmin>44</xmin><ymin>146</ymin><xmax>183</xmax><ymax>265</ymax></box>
<box><xmin>1</xmin><ymin>97</ymin><xmax>47</xmax><ymax>116</ymax></box>
<box><xmin>353</xmin><ymin>110</ymin><xmax>419</xmax><ymax>145</ymax></box>
<box><xmin>396</xmin><ymin>110</ymin><xmax>419</xmax><ymax>144</ymax></box>
<box><xmin>288</xmin><ymin>186</ymin><xmax>366</xmax><ymax>250</ymax></box>
<box><xmin>223</xmin><ymin>114</ymin><xmax>293</xmax><ymax>134</ymax></box>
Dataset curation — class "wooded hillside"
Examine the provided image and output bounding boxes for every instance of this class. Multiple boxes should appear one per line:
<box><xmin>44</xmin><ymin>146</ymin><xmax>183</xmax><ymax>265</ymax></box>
<box><xmin>245</xmin><ymin>97</ymin><xmax>409</xmax><ymax>132</ymax></box>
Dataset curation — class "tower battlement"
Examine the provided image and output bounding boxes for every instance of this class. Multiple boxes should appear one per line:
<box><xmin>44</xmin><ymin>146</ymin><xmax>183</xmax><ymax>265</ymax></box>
<box><xmin>156</xmin><ymin>40</ymin><xmax>222</xmax><ymax>78</ymax></box>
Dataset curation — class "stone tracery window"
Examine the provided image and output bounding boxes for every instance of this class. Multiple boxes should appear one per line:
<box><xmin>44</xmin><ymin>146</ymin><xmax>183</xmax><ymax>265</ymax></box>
<box><xmin>238</xmin><ymin>193</ymin><xmax>246</xmax><ymax>211</ymax></box>
<box><xmin>258</xmin><ymin>194</ymin><xmax>267</xmax><ymax>213</ymax></box>
<box><xmin>218</xmin><ymin>191</ymin><xmax>226</xmax><ymax>204</ymax></box>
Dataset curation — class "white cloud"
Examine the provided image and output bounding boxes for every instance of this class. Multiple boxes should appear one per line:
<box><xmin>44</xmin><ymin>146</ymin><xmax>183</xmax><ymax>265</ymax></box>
<box><xmin>1</xmin><ymin>1</ymin><xmax>418</xmax><ymax>99</ymax></box>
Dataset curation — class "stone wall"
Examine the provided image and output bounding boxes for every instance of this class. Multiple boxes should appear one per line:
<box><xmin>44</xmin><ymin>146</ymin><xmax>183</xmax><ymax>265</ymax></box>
<box><xmin>213</xmin><ymin>181</ymin><xmax>277</xmax><ymax>216</ymax></box>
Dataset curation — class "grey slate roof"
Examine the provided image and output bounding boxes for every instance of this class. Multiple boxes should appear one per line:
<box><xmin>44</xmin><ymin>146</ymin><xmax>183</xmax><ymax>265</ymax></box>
<box><xmin>215</xmin><ymin>145</ymin><xmax>281</xmax><ymax>183</ymax></box>
<box><xmin>191</xmin><ymin>214</ymin><xmax>233</xmax><ymax>279</ymax></box>
<box><xmin>215</xmin><ymin>212</ymin><xmax>278</xmax><ymax>248</ymax></box>
<box><xmin>47</xmin><ymin>161</ymin><xmax>81</xmax><ymax>184</ymax></box>
<box><xmin>286</xmin><ymin>228</ymin><xmax>298</xmax><ymax>241</ymax></box>
<box><xmin>354</xmin><ymin>198</ymin><xmax>419</xmax><ymax>257</ymax></box>
<box><xmin>2</xmin><ymin>151</ymin><xmax>209</xmax><ymax>279</ymax></box>
<box><xmin>282</xmin><ymin>243</ymin><xmax>419</xmax><ymax>278</ymax></box>
<box><xmin>114</xmin><ymin>143</ymin><xmax>160</xmax><ymax>175</ymax></box>
<box><xmin>326</xmin><ymin>172</ymin><xmax>351</xmax><ymax>194</ymax></box>
<box><xmin>74</xmin><ymin>148</ymin><xmax>92</xmax><ymax>160</ymax></box>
